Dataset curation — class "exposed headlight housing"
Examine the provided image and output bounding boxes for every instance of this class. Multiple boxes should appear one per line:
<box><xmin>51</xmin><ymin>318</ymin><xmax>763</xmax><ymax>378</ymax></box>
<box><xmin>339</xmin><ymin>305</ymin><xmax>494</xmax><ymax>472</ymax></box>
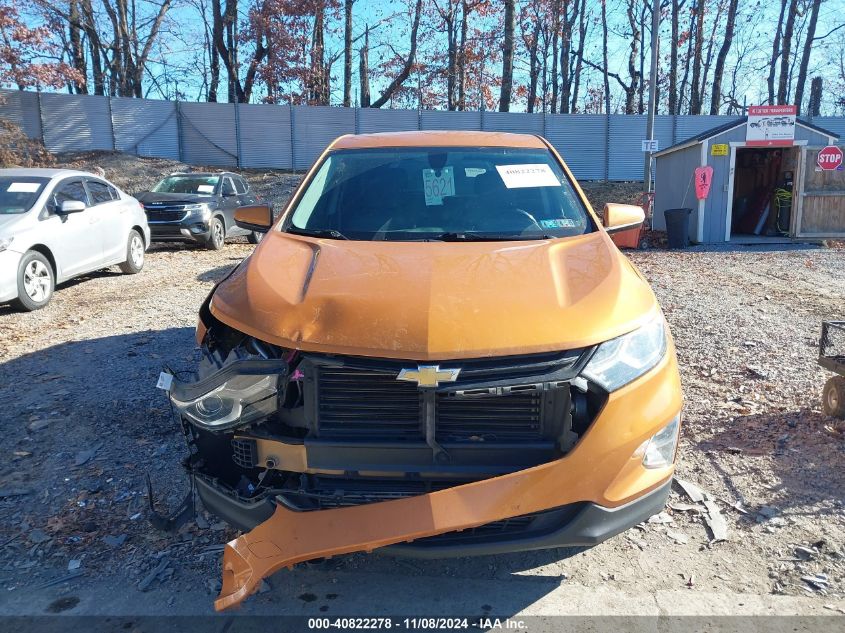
<box><xmin>183</xmin><ymin>203</ymin><xmax>211</xmax><ymax>220</ymax></box>
<box><xmin>0</xmin><ymin>237</ymin><xmax>13</xmax><ymax>252</ymax></box>
<box><xmin>582</xmin><ymin>313</ymin><xmax>667</xmax><ymax>392</ymax></box>
<box><xmin>168</xmin><ymin>359</ymin><xmax>287</xmax><ymax>431</ymax></box>
<box><xmin>634</xmin><ymin>415</ymin><xmax>680</xmax><ymax>469</ymax></box>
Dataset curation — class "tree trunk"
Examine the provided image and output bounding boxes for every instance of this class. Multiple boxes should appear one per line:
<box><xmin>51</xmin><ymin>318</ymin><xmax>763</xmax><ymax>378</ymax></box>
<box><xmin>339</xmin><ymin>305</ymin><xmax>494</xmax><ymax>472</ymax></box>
<box><xmin>569</xmin><ymin>0</ymin><xmax>586</xmax><ymax>112</ymax></box>
<box><xmin>601</xmin><ymin>0</ymin><xmax>610</xmax><ymax>114</ymax></box>
<box><xmin>793</xmin><ymin>0</ymin><xmax>820</xmax><ymax>114</ymax></box>
<box><xmin>668</xmin><ymin>0</ymin><xmax>680</xmax><ymax>114</ymax></box>
<box><xmin>551</xmin><ymin>0</ymin><xmax>565</xmax><ymax>114</ymax></box>
<box><xmin>709</xmin><ymin>0</ymin><xmax>739</xmax><ymax>114</ymax></box>
<box><xmin>68</xmin><ymin>0</ymin><xmax>87</xmax><ymax>94</ymax></box>
<box><xmin>310</xmin><ymin>3</ymin><xmax>327</xmax><ymax>104</ymax></box>
<box><xmin>807</xmin><ymin>76</ymin><xmax>822</xmax><ymax>117</ymax></box>
<box><xmin>527</xmin><ymin>22</ymin><xmax>540</xmax><ymax>113</ymax></box>
<box><xmin>370</xmin><ymin>0</ymin><xmax>423</xmax><ymax>108</ymax></box>
<box><xmin>359</xmin><ymin>26</ymin><xmax>370</xmax><ymax>107</ymax></box>
<box><xmin>678</xmin><ymin>5</ymin><xmax>695</xmax><ymax>112</ymax></box>
<box><xmin>768</xmin><ymin>0</ymin><xmax>787</xmax><ymax>104</ymax></box>
<box><xmin>777</xmin><ymin>0</ymin><xmax>798</xmax><ymax>104</ymax></box>
<box><xmin>624</xmin><ymin>0</ymin><xmax>640</xmax><ymax>114</ymax></box>
<box><xmin>457</xmin><ymin>0</ymin><xmax>469</xmax><ymax>111</ymax></box>
<box><xmin>688</xmin><ymin>0</ymin><xmax>705</xmax><ymax>114</ymax></box>
<box><xmin>498</xmin><ymin>0</ymin><xmax>515</xmax><ymax>111</ymax></box>
<box><xmin>343</xmin><ymin>0</ymin><xmax>354</xmax><ymax>107</ymax></box>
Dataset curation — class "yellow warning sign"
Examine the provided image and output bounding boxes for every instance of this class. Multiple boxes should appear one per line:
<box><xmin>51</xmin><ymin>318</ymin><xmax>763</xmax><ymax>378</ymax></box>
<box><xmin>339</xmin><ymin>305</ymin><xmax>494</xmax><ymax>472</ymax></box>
<box><xmin>711</xmin><ymin>144</ymin><xmax>729</xmax><ymax>156</ymax></box>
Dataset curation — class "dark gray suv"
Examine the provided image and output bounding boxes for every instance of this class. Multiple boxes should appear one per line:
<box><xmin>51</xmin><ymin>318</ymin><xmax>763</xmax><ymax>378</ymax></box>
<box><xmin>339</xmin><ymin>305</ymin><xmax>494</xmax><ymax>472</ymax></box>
<box><xmin>137</xmin><ymin>172</ymin><xmax>259</xmax><ymax>249</ymax></box>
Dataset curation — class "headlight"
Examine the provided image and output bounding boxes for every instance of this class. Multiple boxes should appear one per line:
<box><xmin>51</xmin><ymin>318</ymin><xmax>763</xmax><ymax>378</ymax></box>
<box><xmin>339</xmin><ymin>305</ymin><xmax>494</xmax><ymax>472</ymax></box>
<box><xmin>0</xmin><ymin>237</ymin><xmax>13</xmax><ymax>252</ymax></box>
<box><xmin>183</xmin><ymin>203</ymin><xmax>211</xmax><ymax>219</ymax></box>
<box><xmin>168</xmin><ymin>360</ymin><xmax>287</xmax><ymax>431</ymax></box>
<box><xmin>582</xmin><ymin>313</ymin><xmax>667</xmax><ymax>391</ymax></box>
<box><xmin>634</xmin><ymin>415</ymin><xmax>680</xmax><ymax>469</ymax></box>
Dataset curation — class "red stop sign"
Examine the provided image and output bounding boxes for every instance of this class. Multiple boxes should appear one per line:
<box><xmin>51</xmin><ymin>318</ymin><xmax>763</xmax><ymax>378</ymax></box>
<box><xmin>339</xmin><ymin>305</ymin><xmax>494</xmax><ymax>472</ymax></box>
<box><xmin>818</xmin><ymin>145</ymin><xmax>843</xmax><ymax>171</ymax></box>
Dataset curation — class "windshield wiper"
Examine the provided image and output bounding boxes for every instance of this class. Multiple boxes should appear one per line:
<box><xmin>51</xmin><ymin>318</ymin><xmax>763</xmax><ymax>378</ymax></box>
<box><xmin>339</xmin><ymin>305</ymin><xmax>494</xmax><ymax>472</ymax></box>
<box><xmin>434</xmin><ymin>232</ymin><xmax>554</xmax><ymax>242</ymax></box>
<box><xmin>287</xmin><ymin>227</ymin><xmax>349</xmax><ymax>240</ymax></box>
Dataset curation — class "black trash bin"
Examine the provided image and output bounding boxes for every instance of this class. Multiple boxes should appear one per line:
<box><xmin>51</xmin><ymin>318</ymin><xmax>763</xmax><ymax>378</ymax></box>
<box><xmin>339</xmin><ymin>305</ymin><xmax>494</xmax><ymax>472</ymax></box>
<box><xmin>664</xmin><ymin>208</ymin><xmax>692</xmax><ymax>249</ymax></box>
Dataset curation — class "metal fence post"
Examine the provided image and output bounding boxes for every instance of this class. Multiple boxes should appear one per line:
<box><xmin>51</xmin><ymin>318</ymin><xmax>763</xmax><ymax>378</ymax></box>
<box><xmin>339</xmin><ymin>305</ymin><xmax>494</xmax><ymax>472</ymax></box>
<box><xmin>354</xmin><ymin>107</ymin><xmax>360</xmax><ymax>134</ymax></box>
<box><xmin>234</xmin><ymin>101</ymin><xmax>242</xmax><ymax>168</ymax></box>
<box><xmin>107</xmin><ymin>97</ymin><xmax>117</xmax><ymax>151</ymax></box>
<box><xmin>604</xmin><ymin>114</ymin><xmax>611</xmax><ymax>181</ymax></box>
<box><xmin>542</xmin><ymin>112</ymin><xmax>547</xmax><ymax>138</ymax></box>
<box><xmin>289</xmin><ymin>105</ymin><xmax>296</xmax><ymax>171</ymax></box>
<box><xmin>35</xmin><ymin>90</ymin><xmax>45</xmax><ymax>145</ymax></box>
<box><xmin>175</xmin><ymin>101</ymin><xmax>184</xmax><ymax>163</ymax></box>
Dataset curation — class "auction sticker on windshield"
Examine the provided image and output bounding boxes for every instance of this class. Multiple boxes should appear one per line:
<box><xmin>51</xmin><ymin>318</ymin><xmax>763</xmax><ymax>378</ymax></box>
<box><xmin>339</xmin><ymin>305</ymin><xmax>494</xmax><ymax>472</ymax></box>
<box><xmin>198</xmin><ymin>184</ymin><xmax>215</xmax><ymax>193</ymax></box>
<box><xmin>7</xmin><ymin>182</ymin><xmax>41</xmax><ymax>193</ymax></box>
<box><xmin>423</xmin><ymin>166</ymin><xmax>455</xmax><ymax>205</ymax></box>
<box><xmin>495</xmin><ymin>164</ymin><xmax>560</xmax><ymax>188</ymax></box>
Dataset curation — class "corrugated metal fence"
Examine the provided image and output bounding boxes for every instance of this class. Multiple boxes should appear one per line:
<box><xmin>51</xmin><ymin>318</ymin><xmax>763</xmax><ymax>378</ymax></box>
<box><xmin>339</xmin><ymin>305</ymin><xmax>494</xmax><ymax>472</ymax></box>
<box><xmin>2</xmin><ymin>90</ymin><xmax>843</xmax><ymax>181</ymax></box>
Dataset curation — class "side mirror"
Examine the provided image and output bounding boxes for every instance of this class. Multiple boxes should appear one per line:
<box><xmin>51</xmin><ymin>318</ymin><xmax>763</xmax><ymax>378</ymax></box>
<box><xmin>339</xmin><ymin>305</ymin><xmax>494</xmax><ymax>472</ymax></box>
<box><xmin>603</xmin><ymin>203</ymin><xmax>645</xmax><ymax>234</ymax></box>
<box><xmin>59</xmin><ymin>200</ymin><xmax>86</xmax><ymax>214</ymax></box>
<box><xmin>235</xmin><ymin>204</ymin><xmax>273</xmax><ymax>233</ymax></box>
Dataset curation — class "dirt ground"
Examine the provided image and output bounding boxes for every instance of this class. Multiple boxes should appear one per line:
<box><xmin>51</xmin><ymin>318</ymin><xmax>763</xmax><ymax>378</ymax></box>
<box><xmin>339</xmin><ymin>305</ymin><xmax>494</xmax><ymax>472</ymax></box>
<box><xmin>0</xmin><ymin>152</ymin><xmax>844</xmax><ymax>619</ymax></box>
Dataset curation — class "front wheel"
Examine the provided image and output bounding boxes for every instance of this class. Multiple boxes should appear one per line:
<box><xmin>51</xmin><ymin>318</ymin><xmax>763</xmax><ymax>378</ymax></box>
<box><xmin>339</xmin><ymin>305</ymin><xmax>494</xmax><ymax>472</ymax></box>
<box><xmin>119</xmin><ymin>229</ymin><xmax>145</xmax><ymax>274</ymax></box>
<box><xmin>206</xmin><ymin>217</ymin><xmax>225</xmax><ymax>250</ymax></box>
<box><xmin>822</xmin><ymin>376</ymin><xmax>845</xmax><ymax>419</ymax></box>
<box><xmin>14</xmin><ymin>251</ymin><xmax>55</xmax><ymax>311</ymax></box>
<box><xmin>247</xmin><ymin>231</ymin><xmax>263</xmax><ymax>245</ymax></box>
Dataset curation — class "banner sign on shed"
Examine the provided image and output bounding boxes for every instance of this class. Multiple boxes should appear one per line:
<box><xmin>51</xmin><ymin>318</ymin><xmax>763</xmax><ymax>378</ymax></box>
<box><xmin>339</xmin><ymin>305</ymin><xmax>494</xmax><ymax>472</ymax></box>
<box><xmin>694</xmin><ymin>166</ymin><xmax>714</xmax><ymax>200</ymax></box>
<box><xmin>746</xmin><ymin>105</ymin><xmax>796</xmax><ymax>147</ymax></box>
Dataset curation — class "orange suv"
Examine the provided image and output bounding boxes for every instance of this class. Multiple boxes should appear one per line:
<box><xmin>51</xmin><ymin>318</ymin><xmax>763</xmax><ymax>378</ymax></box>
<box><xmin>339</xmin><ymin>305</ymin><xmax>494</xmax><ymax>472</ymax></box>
<box><xmin>164</xmin><ymin>131</ymin><xmax>682</xmax><ymax>610</ymax></box>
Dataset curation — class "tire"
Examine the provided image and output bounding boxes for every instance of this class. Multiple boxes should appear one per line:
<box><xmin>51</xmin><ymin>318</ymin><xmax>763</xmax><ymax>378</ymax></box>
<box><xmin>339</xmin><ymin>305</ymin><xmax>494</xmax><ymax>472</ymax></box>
<box><xmin>14</xmin><ymin>251</ymin><xmax>55</xmax><ymax>311</ymax></box>
<box><xmin>119</xmin><ymin>229</ymin><xmax>145</xmax><ymax>274</ymax></box>
<box><xmin>247</xmin><ymin>231</ymin><xmax>263</xmax><ymax>245</ymax></box>
<box><xmin>206</xmin><ymin>217</ymin><xmax>225</xmax><ymax>250</ymax></box>
<box><xmin>822</xmin><ymin>376</ymin><xmax>845</xmax><ymax>420</ymax></box>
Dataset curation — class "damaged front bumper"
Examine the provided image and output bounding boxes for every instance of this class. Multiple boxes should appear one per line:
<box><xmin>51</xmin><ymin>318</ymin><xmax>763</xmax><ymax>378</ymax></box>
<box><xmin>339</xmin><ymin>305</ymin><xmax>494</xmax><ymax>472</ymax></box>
<box><xmin>202</xmin><ymin>348</ymin><xmax>682</xmax><ymax>611</ymax></box>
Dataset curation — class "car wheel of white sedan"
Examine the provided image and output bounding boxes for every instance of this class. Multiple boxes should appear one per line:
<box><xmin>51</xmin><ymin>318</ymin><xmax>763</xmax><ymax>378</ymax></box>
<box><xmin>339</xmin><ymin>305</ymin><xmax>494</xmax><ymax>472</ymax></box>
<box><xmin>15</xmin><ymin>251</ymin><xmax>55</xmax><ymax>312</ymax></box>
<box><xmin>119</xmin><ymin>230</ymin><xmax>145</xmax><ymax>274</ymax></box>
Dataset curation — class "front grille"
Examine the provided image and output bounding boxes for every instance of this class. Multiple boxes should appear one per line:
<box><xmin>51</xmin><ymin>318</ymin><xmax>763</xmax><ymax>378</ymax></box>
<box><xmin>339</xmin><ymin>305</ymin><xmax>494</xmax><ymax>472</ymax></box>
<box><xmin>314</xmin><ymin>364</ymin><xmax>552</xmax><ymax>443</ymax></box>
<box><xmin>317</xmin><ymin>368</ymin><xmax>422</xmax><ymax>440</ymax></box>
<box><xmin>437</xmin><ymin>393</ymin><xmax>542</xmax><ymax>442</ymax></box>
<box><xmin>144</xmin><ymin>206</ymin><xmax>186</xmax><ymax>222</ymax></box>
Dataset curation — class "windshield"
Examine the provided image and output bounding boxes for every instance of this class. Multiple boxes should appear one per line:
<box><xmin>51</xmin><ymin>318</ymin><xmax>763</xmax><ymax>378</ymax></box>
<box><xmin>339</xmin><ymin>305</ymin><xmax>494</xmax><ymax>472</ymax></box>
<box><xmin>0</xmin><ymin>177</ymin><xmax>49</xmax><ymax>214</ymax></box>
<box><xmin>285</xmin><ymin>147</ymin><xmax>593</xmax><ymax>241</ymax></box>
<box><xmin>152</xmin><ymin>175</ymin><xmax>219</xmax><ymax>195</ymax></box>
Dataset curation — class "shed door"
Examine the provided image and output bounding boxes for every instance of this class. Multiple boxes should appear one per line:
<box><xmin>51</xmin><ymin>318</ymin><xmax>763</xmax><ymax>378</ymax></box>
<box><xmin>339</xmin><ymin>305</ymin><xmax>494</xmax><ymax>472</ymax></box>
<box><xmin>795</xmin><ymin>146</ymin><xmax>845</xmax><ymax>237</ymax></box>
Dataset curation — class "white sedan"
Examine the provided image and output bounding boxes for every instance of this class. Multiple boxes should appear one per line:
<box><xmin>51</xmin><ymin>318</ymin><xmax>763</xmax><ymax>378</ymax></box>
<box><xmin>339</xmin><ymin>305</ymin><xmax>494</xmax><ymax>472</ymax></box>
<box><xmin>0</xmin><ymin>168</ymin><xmax>151</xmax><ymax>311</ymax></box>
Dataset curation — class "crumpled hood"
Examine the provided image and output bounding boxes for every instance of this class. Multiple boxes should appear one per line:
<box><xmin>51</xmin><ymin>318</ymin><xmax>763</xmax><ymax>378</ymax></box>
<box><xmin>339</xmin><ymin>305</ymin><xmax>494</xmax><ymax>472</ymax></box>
<box><xmin>210</xmin><ymin>231</ymin><xmax>658</xmax><ymax>360</ymax></box>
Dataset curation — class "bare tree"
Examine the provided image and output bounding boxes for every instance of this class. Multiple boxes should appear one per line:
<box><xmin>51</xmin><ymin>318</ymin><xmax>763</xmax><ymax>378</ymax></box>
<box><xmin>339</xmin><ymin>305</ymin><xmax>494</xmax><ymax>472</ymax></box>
<box><xmin>498</xmin><ymin>0</ymin><xmax>515</xmax><ymax>111</ymax></box>
<box><xmin>359</xmin><ymin>24</ymin><xmax>370</xmax><ymax>107</ymax></box>
<box><xmin>343</xmin><ymin>0</ymin><xmax>354</xmax><ymax>106</ymax></box>
<box><xmin>776</xmin><ymin>0</ymin><xmax>799</xmax><ymax>104</ymax></box>
<box><xmin>709</xmin><ymin>0</ymin><xmax>739</xmax><ymax>114</ymax></box>
<box><xmin>688</xmin><ymin>0</ymin><xmax>705</xmax><ymax>114</ymax></box>
<box><xmin>767</xmin><ymin>0</ymin><xmax>787</xmax><ymax>104</ymax></box>
<box><xmin>794</xmin><ymin>0</ymin><xmax>821</xmax><ymax>114</ymax></box>
<box><xmin>667</xmin><ymin>0</ymin><xmax>685</xmax><ymax>114</ymax></box>
<box><xmin>369</xmin><ymin>0</ymin><xmax>423</xmax><ymax>108</ymax></box>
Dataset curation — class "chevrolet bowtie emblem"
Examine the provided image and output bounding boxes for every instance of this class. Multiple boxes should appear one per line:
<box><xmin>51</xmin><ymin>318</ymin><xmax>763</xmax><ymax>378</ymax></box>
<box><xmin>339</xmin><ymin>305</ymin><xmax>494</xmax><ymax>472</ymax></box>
<box><xmin>397</xmin><ymin>365</ymin><xmax>461</xmax><ymax>388</ymax></box>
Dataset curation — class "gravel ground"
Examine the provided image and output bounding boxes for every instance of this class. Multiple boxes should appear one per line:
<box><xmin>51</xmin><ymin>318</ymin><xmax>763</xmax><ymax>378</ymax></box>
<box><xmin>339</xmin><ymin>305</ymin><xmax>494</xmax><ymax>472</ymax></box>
<box><xmin>0</xmin><ymin>153</ymin><xmax>844</xmax><ymax>616</ymax></box>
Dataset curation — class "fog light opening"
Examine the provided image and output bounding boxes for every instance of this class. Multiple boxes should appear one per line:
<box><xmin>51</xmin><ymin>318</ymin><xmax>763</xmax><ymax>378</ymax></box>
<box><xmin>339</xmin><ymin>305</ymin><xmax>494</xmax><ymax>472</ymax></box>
<box><xmin>639</xmin><ymin>415</ymin><xmax>680</xmax><ymax>469</ymax></box>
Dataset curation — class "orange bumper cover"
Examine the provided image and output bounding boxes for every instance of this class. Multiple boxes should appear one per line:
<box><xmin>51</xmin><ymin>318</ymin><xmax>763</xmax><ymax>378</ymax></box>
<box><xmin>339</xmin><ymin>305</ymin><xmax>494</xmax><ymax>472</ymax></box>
<box><xmin>215</xmin><ymin>347</ymin><xmax>682</xmax><ymax>611</ymax></box>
